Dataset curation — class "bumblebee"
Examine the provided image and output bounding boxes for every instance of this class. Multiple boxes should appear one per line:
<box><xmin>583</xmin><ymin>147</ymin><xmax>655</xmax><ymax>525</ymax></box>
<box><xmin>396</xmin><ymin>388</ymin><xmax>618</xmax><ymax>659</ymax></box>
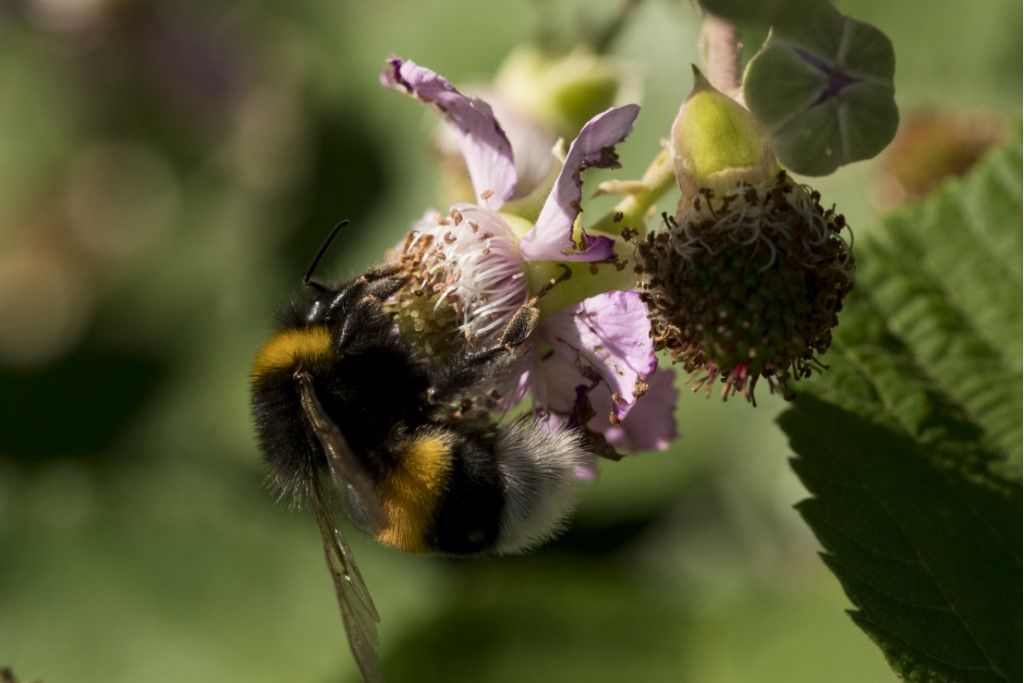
<box><xmin>250</xmin><ymin>222</ymin><xmax>590</xmax><ymax>682</ymax></box>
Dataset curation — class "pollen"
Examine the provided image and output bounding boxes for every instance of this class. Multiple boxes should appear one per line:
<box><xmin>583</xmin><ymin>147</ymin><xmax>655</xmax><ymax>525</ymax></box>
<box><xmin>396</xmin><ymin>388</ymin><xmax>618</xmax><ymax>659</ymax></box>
<box><xmin>386</xmin><ymin>205</ymin><xmax>529</xmax><ymax>358</ymax></box>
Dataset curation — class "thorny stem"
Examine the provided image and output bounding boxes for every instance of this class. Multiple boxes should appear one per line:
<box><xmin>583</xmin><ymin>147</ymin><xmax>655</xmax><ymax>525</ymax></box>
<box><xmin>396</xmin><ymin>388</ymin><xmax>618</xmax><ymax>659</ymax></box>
<box><xmin>700</xmin><ymin>12</ymin><xmax>743</xmax><ymax>100</ymax></box>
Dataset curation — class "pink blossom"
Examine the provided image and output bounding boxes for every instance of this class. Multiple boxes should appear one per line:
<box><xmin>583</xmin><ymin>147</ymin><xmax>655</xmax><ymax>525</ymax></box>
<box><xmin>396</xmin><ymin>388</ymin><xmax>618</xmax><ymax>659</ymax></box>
<box><xmin>382</xmin><ymin>58</ymin><xmax>677</xmax><ymax>451</ymax></box>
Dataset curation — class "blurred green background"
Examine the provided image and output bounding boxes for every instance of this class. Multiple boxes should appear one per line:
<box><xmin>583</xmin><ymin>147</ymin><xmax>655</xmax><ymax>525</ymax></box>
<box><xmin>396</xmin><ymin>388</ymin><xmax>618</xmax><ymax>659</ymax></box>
<box><xmin>0</xmin><ymin>0</ymin><xmax>1018</xmax><ymax>681</ymax></box>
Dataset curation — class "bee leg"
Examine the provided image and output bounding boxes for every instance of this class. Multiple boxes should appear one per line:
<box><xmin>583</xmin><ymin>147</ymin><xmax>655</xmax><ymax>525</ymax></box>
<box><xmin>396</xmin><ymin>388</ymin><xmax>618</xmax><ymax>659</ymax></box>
<box><xmin>334</xmin><ymin>297</ymin><xmax>386</xmax><ymax>352</ymax></box>
<box><xmin>428</xmin><ymin>302</ymin><xmax>540</xmax><ymax>405</ymax></box>
<box><xmin>365</xmin><ymin>274</ymin><xmax>408</xmax><ymax>302</ymax></box>
<box><xmin>324</xmin><ymin>279</ymin><xmax>370</xmax><ymax>319</ymax></box>
<box><xmin>482</xmin><ymin>263</ymin><xmax>568</xmax><ymax>348</ymax></box>
<box><xmin>496</xmin><ymin>303</ymin><xmax>540</xmax><ymax>348</ymax></box>
<box><xmin>324</xmin><ymin>265</ymin><xmax>405</xmax><ymax>318</ymax></box>
<box><xmin>430</xmin><ymin>260</ymin><xmax>575</xmax><ymax>403</ymax></box>
<box><xmin>324</xmin><ymin>265</ymin><xmax>407</xmax><ymax>351</ymax></box>
<box><xmin>460</xmin><ymin>261</ymin><xmax>563</xmax><ymax>354</ymax></box>
<box><xmin>355</xmin><ymin>263</ymin><xmax>406</xmax><ymax>299</ymax></box>
<box><xmin>428</xmin><ymin>351</ymin><xmax>505</xmax><ymax>407</ymax></box>
<box><xmin>430</xmin><ymin>263</ymin><xmax>572</xmax><ymax>404</ymax></box>
<box><xmin>362</xmin><ymin>263</ymin><xmax>403</xmax><ymax>282</ymax></box>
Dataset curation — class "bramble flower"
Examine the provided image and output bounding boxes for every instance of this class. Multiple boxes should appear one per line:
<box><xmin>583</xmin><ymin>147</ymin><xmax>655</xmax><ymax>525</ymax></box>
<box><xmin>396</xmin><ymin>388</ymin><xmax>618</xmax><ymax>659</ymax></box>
<box><xmin>634</xmin><ymin>69</ymin><xmax>854</xmax><ymax>402</ymax></box>
<box><xmin>381</xmin><ymin>58</ymin><xmax>677</xmax><ymax>450</ymax></box>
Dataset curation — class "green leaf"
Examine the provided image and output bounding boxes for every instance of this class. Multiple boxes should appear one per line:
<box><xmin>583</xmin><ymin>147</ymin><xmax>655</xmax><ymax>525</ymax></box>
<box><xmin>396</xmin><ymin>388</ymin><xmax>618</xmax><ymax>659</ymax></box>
<box><xmin>779</xmin><ymin>135</ymin><xmax>1023</xmax><ymax>681</ymax></box>
<box><xmin>700</xmin><ymin>0</ymin><xmax>899</xmax><ymax>175</ymax></box>
<box><xmin>860</xmin><ymin>139</ymin><xmax>1023</xmax><ymax>470</ymax></box>
<box><xmin>743</xmin><ymin>17</ymin><xmax>898</xmax><ymax>175</ymax></box>
<box><xmin>782</xmin><ymin>397</ymin><xmax>1021</xmax><ymax>682</ymax></box>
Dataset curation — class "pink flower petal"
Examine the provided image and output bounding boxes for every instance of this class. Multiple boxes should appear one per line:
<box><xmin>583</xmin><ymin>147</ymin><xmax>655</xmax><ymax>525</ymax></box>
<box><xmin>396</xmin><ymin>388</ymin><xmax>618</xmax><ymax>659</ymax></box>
<box><xmin>381</xmin><ymin>58</ymin><xmax>517</xmax><ymax>208</ymax></box>
<box><xmin>528</xmin><ymin>349</ymin><xmax>677</xmax><ymax>452</ymax></box>
<box><xmin>519</xmin><ymin>105</ymin><xmax>640</xmax><ymax>262</ymax></box>
<box><xmin>482</xmin><ymin>92</ymin><xmax>557</xmax><ymax>200</ymax></box>
<box><xmin>525</xmin><ymin>351</ymin><xmax>586</xmax><ymax>417</ymax></box>
<box><xmin>592</xmin><ymin>369</ymin><xmax>678</xmax><ymax>451</ymax></box>
<box><xmin>536</xmin><ymin>290</ymin><xmax>656</xmax><ymax>421</ymax></box>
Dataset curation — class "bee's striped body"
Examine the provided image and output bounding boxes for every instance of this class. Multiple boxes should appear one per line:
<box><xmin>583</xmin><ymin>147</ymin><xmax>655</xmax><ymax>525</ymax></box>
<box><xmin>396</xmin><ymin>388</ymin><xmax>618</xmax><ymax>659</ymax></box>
<box><xmin>250</xmin><ymin>276</ymin><xmax>586</xmax><ymax>555</ymax></box>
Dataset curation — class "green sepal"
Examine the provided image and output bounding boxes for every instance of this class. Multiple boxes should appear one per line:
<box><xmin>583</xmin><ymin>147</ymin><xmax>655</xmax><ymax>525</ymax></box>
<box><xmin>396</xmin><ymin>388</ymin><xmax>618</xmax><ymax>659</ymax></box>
<box><xmin>525</xmin><ymin>257</ymin><xmax>635</xmax><ymax>317</ymax></box>
<box><xmin>672</xmin><ymin>66</ymin><xmax>778</xmax><ymax>199</ymax></box>
<box><xmin>744</xmin><ymin>18</ymin><xmax>898</xmax><ymax>175</ymax></box>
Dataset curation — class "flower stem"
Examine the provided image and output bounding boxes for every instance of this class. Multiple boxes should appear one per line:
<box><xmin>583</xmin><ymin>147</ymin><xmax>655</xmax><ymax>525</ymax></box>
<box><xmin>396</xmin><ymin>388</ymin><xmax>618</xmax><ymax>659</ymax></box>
<box><xmin>590</xmin><ymin>146</ymin><xmax>676</xmax><ymax>237</ymax></box>
<box><xmin>699</xmin><ymin>12</ymin><xmax>743</xmax><ymax>100</ymax></box>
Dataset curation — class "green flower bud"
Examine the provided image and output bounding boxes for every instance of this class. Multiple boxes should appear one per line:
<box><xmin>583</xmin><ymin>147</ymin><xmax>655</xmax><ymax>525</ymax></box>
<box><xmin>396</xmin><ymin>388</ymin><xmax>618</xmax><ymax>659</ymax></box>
<box><xmin>671</xmin><ymin>66</ymin><xmax>778</xmax><ymax>203</ymax></box>
<box><xmin>493</xmin><ymin>46</ymin><xmax>633</xmax><ymax>140</ymax></box>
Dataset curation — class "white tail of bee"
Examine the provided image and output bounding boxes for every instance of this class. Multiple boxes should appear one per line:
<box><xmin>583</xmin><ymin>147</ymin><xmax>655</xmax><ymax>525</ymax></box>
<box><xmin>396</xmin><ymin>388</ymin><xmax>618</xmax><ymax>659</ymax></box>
<box><xmin>493</xmin><ymin>420</ymin><xmax>590</xmax><ymax>554</ymax></box>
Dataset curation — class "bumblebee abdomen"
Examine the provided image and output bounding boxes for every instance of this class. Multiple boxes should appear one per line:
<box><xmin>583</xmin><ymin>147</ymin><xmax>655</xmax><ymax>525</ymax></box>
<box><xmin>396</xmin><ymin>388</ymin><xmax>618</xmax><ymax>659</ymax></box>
<box><xmin>375</xmin><ymin>429</ymin><xmax>503</xmax><ymax>555</ymax></box>
<box><xmin>376</xmin><ymin>422</ymin><xmax>587</xmax><ymax>556</ymax></box>
<box><xmin>427</xmin><ymin>431</ymin><xmax>506</xmax><ymax>554</ymax></box>
<box><xmin>375</xmin><ymin>431</ymin><xmax>454</xmax><ymax>554</ymax></box>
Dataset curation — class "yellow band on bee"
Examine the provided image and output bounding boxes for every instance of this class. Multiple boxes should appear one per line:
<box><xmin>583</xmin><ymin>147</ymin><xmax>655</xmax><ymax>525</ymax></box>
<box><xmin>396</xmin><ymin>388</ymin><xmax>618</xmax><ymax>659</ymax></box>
<box><xmin>251</xmin><ymin>326</ymin><xmax>333</xmax><ymax>380</ymax></box>
<box><xmin>376</xmin><ymin>432</ymin><xmax>452</xmax><ymax>554</ymax></box>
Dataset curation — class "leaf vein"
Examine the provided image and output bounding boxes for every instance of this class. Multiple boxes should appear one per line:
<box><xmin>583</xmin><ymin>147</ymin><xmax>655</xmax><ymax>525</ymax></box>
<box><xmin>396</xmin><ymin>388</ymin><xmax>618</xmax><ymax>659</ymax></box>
<box><xmin>799</xmin><ymin>410</ymin><xmax>1012</xmax><ymax>680</ymax></box>
<box><xmin>853</xmin><ymin>611</ymin><xmax>1008</xmax><ymax>677</ymax></box>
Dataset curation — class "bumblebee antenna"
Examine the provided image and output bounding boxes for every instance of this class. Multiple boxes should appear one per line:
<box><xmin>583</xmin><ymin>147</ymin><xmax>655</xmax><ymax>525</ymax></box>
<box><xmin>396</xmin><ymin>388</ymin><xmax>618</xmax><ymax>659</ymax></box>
<box><xmin>304</xmin><ymin>219</ymin><xmax>350</xmax><ymax>289</ymax></box>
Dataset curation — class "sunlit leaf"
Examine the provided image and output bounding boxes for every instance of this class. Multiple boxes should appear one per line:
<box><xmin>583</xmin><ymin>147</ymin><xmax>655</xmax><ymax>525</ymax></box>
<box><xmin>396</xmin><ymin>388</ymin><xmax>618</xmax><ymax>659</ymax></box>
<box><xmin>780</xmin><ymin>136</ymin><xmax>1023</xmax><ymax>680</ymax></box>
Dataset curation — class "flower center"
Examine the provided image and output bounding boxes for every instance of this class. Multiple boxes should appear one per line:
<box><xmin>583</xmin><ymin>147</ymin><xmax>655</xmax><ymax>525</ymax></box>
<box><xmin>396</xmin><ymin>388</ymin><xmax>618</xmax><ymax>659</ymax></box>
<box><xmin>388</xmin><ymin>205</ymin><xmax>530</xmax><ymax>356</ymax></box>
<box><xmin>634</xmin><ymin>172</ymin><xmax>855</xmax><ymax>402</ymax></box>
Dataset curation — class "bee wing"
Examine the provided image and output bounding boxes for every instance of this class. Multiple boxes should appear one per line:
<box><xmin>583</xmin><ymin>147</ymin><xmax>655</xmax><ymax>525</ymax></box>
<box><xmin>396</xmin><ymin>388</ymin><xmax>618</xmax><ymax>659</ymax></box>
<box><xmin>311</xmin><ymin>476</ymin><xmax>384</xmax><ymax>683</ymax></box>
<box><xmin>295</xmin><ymin>371</ymin><xmax>386</xmax><ymax>535</ymax></box>
<box><xmin>295</xmin><ymin>371</ymin><xmax>386</xmax><ymax>681</ymax></box>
